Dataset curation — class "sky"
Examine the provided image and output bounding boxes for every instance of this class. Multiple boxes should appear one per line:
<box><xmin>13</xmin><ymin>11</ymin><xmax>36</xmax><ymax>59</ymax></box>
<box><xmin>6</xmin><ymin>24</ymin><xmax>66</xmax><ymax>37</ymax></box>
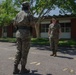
<box><xmin>46</xmin><ymin>7</ymin><xmax>71</xmax><ymax>16</ymax></box>
<box><xmin>0</xmin><ymin>0</ymin><xmax>70</xmax><ymax>16</ymax></box>
<box><xmin>49</xmin><ymin>8</ymin><xmax>60</xmax><ymax>16</ymax></box>
<box><xmin>0</xmin><ymin>0</ymin><xmax>3</xmax><ymax>3</ymax></box>
<box><xmin>0</xmin><ymin>0</ymin><xmax>5</xmax><ymax>4</ymax></box>
<box><xmin>0</xmin><ymin>0</ymin><xmax>1</xmax><ymax>2</ymax></box>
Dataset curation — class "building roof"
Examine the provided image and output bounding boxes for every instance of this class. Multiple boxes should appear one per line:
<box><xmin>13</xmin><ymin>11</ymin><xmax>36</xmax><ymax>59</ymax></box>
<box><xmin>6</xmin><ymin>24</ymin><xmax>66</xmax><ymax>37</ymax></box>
<box><xmin>43</xmin><ymin>14</ymin><xmax>76</xmax><ymax>19</ymax></box>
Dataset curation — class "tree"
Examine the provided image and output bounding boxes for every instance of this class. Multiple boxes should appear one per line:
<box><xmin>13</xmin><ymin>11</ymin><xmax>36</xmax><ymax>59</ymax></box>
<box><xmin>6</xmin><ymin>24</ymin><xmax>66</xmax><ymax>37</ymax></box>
<box><xmin>0</xmin><ymin>0</ymin><xmax>18</xmax><ymax>26</ymax></box>
<box><xmin>0</xmin><ymin>0</ymin><xmax>76</xmax><ymax>37</ymax></box>
<box><xmin>14</xmin><ymin>0</ymin><xmax>76</xmax><ymax>38</ymax></box>
<box><xmin>0</xmin><ymin>0</ymin><xmax>18</xmax><ymax>37</ymax></box>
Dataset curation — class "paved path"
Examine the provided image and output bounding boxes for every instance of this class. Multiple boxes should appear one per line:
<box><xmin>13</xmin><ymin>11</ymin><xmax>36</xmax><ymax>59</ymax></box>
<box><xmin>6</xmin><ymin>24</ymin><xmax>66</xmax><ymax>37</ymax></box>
<box><xmin>0</xmin><ymin>42</ymin><xmax>76</xmax><ymax>75</ymax></box>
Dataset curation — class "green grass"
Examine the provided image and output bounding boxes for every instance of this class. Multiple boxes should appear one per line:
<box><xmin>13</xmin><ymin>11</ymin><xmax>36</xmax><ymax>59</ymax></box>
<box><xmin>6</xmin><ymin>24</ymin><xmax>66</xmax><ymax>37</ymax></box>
<box><xmin>31</xmin><ymin>38</ymin><xmax>49</xmax><ymax>45</ymax></box>
<box><xmin>0</xmin><ymin>38</ymin><xmax>16</xmax><ymax>43</ymax></box>
<box><xmin>0</xmin><ymin>38</ymin><xmax>76</xmax><ymax>46</ymax></box>
<box><xmin>59</xmin><ymin>39</ymin><xmax>76</xmax><ymax>46</ymax></box>
<box><xmin>31</xmin><ymin>38</ymin><xmax>76</xmax><ymax>46</ymax></box>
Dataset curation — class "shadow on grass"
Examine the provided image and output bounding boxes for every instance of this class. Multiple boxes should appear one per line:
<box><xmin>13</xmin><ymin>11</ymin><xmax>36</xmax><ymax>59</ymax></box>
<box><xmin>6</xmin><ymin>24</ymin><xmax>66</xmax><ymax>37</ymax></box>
<box><xmin>0</xmin><ymin>40</ymin><xmax>16</xmax><ymax>43</ymax></box>
<box><xmin>0</xmin><ymin>38</ymin><xmax>16</xmax><ymax>43</ymax></box>
<box><xmin>0</xmin><ymin>37</ymin><xmax>76</xmax><ymax>56</ymax></box>
<box><xmin>0</xmin><ymin>40</ymin><xmax>9</xmax><ymax>42</ymax></box>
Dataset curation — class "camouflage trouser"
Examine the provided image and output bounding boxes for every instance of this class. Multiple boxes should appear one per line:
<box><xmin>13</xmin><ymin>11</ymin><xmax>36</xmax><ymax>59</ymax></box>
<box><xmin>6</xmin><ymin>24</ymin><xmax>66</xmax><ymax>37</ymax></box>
<box><xmin>50</xmin><ymin>37</ymin><xmax>59</xmax><ymax>54</ymax></box>
<box><xmin>14</xmin><ymin>38</ymin><xmax>31</xmax><ymax>66</ymax></box>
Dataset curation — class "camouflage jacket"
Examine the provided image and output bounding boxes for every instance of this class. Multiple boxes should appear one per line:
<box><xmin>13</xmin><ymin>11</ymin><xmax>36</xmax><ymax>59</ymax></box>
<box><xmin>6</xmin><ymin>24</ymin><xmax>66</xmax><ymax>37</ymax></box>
<box><xmin>13</xmin><ymin>10</ymin><xmax>34</xmax><ymax>39</ymax></box>
<box><xmin>14</xmin><ymin>10</ymin><xmax>34</xmax><ymax>27</ymax></box>
<box><xmin>49</xmin><ymin>23</ymin><xmax>61</xmax><ymax>38</ymax></box>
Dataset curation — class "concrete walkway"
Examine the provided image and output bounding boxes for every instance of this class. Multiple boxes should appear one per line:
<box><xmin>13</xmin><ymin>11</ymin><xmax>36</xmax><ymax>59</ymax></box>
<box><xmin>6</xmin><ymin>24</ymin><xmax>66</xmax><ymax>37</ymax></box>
<box><xmin>0</xmin><ymin>42</ymin><xmax>76</xmax><ymax>75</ymax></box>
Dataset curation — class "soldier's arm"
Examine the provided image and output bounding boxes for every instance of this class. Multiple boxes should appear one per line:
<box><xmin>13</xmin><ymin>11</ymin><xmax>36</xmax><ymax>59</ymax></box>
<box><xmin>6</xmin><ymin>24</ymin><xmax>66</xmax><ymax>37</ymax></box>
<box><xmin>48</xmin><ymin>26</ymin><xmax>51</xmax><ymax>37</ymax></box>
<box><xmin>58</xmin><ymin>24</ymin><xmax>61</xmax><ymax>34</ymax></box>
<box><xmin>13</xmin><ymin>16</ymin><xmax>18</xmax><ymax>29</ymax></box>
<box><xmin>48</xmin><ymin>30</ymin><xmax>50</xmax><ymax>37</ymax></box>
<box><xmin>30</xmin><ymin>16</ymin><xmax>35</xmax><ymax>28</ymax></box>
<box><xmin>59</xmin><ymin>28</ymin><xmax>61</xmax><ymax>34</ymax></box>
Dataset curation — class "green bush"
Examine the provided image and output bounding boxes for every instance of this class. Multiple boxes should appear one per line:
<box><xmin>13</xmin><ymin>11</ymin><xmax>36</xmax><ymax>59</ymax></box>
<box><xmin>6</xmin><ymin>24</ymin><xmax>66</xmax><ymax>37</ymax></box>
<box><xmin>0</xmin><ymin>38</ymin><xmax>76</xmax><ymax>46</ymax></box>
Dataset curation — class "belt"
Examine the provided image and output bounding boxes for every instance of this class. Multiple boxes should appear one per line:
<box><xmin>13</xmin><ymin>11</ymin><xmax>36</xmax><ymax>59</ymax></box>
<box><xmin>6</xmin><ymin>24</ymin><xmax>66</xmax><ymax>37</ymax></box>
<box><xmin>18</xmin><ymin>26</ymin><xmax>30</xmax><ymax>30</ymax></box>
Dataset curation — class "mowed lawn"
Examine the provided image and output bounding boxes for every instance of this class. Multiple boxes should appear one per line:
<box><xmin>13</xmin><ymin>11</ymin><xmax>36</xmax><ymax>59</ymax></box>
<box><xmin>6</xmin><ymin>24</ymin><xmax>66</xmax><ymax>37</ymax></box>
<box><xmin>0</xmin><ymin>38</ymin><xmax>76</xmax><ymax>47</ymax></box>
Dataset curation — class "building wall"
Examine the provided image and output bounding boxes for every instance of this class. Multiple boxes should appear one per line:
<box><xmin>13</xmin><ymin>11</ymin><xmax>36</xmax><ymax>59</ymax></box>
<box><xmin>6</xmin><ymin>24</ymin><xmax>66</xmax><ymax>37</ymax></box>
<box><xmin>40</xmin><ymin>18</ymin><xmax>71</xmax><ymax>39</ymax></box>
<box><xmin>71</xmin><ymin>18</ymin><xmax>76</xmax><ymax>39</ymax></box>
<box><xmin>7</xmin><ymin>25</ymin><xmax>13</xmax><ymax>37</ymax></box>
<box><xmin>59</xmin><ymin>20</ymin><xmax>71</xmax><ymax>39</ymax></box>
<box><xmin>32</xmin><ymin>28</ymin><xmax>36</xmax><ymax>37</ymax></box>
<box><xmin>0</xmin><ymin>16</ymin><xmax>76</xmax><ymax>39</ymax></box>
<box><xmin>0</xmin><ymin>26</ymin><xmax>2</xmax><ymax>37</ymax></box>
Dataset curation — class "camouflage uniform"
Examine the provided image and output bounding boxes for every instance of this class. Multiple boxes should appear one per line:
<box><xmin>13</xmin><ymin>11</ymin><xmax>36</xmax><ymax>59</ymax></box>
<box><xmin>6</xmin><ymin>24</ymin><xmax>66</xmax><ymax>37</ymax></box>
<box><xmin>13</xmin><ymin>2</ymin><xmax>34</xmax><ymax>74</ymax></box>
<box><xmin>49</xmin><ymin>23</ymin><xmax>61</xmax><ymax>55</ymax></box>
<box><xmin>14</xmin><ymin>10</ymin><xmax>34</xmax><ymax>66</ymax></box>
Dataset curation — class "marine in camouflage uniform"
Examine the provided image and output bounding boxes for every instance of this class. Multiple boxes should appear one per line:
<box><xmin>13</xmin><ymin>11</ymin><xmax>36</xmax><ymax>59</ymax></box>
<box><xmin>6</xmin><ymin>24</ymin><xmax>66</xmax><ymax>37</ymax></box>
<box><xmin>48</xmin><ymin>18</ymin><xmax>61</xmax><ymax>57</ymax></box>
<box><xmin>13</xmin><ymin>1</ymin><xmax>35</xmax><ymax>74</ymax></box>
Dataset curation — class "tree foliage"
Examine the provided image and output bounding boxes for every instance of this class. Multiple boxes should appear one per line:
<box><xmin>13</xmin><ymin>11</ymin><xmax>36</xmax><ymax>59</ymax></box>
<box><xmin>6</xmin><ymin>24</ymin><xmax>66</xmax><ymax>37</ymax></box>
<box><xmin>13</xmin><ymin>0</ymin><xmax>76</xmax><ymax>22</ymax></box>
<box><xmin>0</xmin><ymin>0</ymin><xmax>76</xmax><ymax>37</ymax></box>
<box><xmin>0</xmin><ymin>0</ymin><xmax>18</xmax><ymax>26</ymax></box>
<box><xmin>0</xmin><ymin>0</ymin><xmax>76</xmax><ymax>26</ymax></box>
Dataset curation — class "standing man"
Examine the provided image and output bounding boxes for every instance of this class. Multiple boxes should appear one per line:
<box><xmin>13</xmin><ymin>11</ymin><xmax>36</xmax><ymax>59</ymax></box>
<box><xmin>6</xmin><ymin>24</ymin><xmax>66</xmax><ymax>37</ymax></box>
<box><xmin>48</xmin><ymin>17</ymin><xmax>61</xmax><ymax>57</ymax></box>
<box><xmin>13</xmin><ymin>1</ymin><xmax>35</xmax><ymax>74</ymax></box>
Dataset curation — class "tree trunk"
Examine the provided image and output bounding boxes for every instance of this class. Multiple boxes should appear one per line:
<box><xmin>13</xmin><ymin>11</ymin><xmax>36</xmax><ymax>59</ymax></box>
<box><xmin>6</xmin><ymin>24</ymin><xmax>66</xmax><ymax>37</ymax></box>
<box><xmin>35</xmin><ymin>23</ymin><xmax>40</xmax><ymax>38</ymax></box>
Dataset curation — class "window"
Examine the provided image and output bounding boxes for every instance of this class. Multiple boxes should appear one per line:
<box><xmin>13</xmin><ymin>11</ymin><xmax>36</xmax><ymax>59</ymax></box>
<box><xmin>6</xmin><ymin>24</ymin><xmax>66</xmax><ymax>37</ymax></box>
<box><xmin>41</xmin><ymin>24</ymin><xmax>49</xmax><ymax>32</ymax></box>
<box><xmin>60</xmin><ymin>23</ymin><xmax>71</xmax><ymax>32</ymax></box>
<box><xmin>41</xmin><ymin>22</ymin><xmax>71</xmax><ymax>33</ymax></box>
<box><xmin>13</xmin><ymin>27</ymin><xmax>17</xmax><ymax>32</ymax></box>
<box><xmin>3</xmin><ymin>26</ymin><xmax>7</xmax><ymax>32</ymax></box>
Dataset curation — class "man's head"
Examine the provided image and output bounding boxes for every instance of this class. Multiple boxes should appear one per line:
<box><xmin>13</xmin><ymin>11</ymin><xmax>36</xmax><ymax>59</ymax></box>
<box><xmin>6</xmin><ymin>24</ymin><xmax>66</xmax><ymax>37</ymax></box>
<box><xmin>22</xmin><ymin>1</ymin><xmax>30</xmax><ymax>10</ymax></box>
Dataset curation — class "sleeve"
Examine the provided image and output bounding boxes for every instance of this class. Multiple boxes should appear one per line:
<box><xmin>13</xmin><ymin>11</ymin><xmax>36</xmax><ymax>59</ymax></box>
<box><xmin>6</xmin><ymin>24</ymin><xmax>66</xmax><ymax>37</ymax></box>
<box><xmin>57</xmin><ymin>24</ymin><xmax>61</xmax><ymax>34</ymax></box>
<box><xmin>13</xmin><ymin>15</ymin><xmax>18</xmax><ymax>26</ymax></box>
<box><xmin>48</xmin><ymin>24</ymin><xmax>51</xmax><ymax>30</ymax></box>
<box><xmin>28</xmin><ymin>14</ymin><xmax>35</xmax><ymax>27</ymax></box>
<box><xmin>30</xmin><ymin>14</ymin><xmax>34</xmax><ymax>22</ymax></box>
<box><xmin>59</xmin><ymin>24</ymin><xmax>61</xmax><ymax>33</ymax></box>
<box><xmin>58</xmin><ymin>24</ymin><xmax>61</xmax><ymax>29</ymax></box>
<box><xmin>13</xmin><ymin>15</ymin><xmax>19</xmax><ymax>30</ymax></box>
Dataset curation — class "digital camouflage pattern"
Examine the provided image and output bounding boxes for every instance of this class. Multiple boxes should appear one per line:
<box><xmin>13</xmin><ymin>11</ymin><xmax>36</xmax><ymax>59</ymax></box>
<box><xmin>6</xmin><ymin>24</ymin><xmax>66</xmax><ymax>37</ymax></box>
<box><xmin>49</xmin><ymin>23</ymin><xmax>61</xmax><ymax>54</ymax></box>
<box><xmin>14</xmin><ymin>10</ymin><xmax>34</xmax><ymax>66</ymax></box>
<box><xmin>14</xmin><ymin>10</ymin><xmax>33</xmax><ymax>27</ymax></box>
<box><xmin>49</xmin><ymin>23</ymin><xmax>61</xmax><ymax>39</ymax></box>
<box><xmin>14</xmin><ymin>38</ymin><xmax>30</xmax><ymax>66</ymax></box>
